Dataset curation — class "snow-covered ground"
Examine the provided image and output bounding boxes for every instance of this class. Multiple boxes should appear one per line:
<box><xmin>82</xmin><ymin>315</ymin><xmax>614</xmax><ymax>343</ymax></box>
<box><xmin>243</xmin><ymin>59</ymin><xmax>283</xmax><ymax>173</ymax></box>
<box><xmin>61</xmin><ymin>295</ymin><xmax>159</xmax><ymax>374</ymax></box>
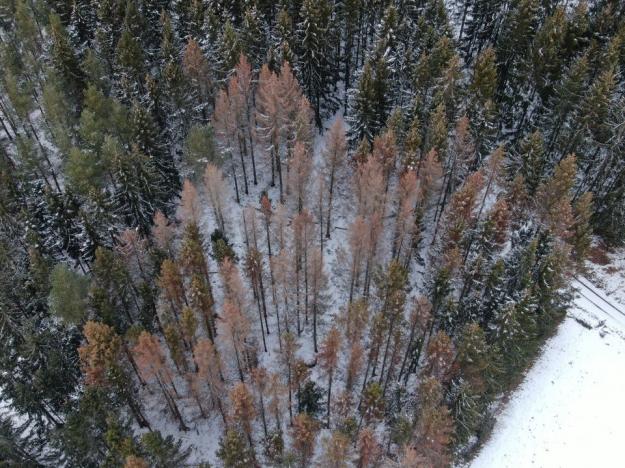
<box><xmin>469</xmin><ymin>248</ymin><xmax>625</xmax><ymax>468</ymax></box>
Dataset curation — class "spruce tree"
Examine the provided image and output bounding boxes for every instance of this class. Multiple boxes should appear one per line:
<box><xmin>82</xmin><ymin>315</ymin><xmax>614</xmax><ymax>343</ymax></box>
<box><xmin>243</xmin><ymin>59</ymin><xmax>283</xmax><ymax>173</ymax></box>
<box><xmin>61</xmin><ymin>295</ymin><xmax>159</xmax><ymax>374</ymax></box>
<box><xmin>297</xmin><ymin>0</ymin><xmax>334</xmax><ymax>126</ymax></box>
<box><xmin>140</xmin><ymin>431</ymin><xmax>191</xmax><ymax>467</ymax></box>
<box><xmin>348</xmin><ymin>61</ymin><xmax>378</xmax><ymax>144</ymax></box>
<box><xmin>48</xmin><ymin>13</ymin><xmax>85</xmax><ymax>105</ymax></box>
<box><xmin>48</xmin><ymin>263</ymin><xmax>89</xmax><ymax>325</ymax></box>
<box><xmin>217</xmin><ymin>430</ymin><xmax>255</xmax><ymax>468</ymax></box>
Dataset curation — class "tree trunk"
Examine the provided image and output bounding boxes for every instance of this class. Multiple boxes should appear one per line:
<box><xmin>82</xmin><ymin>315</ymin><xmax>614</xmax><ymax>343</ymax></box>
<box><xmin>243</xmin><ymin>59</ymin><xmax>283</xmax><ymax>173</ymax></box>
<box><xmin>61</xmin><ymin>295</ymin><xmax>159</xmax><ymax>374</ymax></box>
<box><xmin>325</xmin><ymin>169</ymin><xmax>336</xmax><ymax>239</ymax></box>
<box><xmin>157</xmin><ymin>375</ymin><xmax>188</xmax><ymax>431</ymax></box>
<box><xmin>233</xmin><ymin>339</ymin><xmax>245</xmax><ymax>382</ymax></box>
<box><xmin>254</xmin><ymin>288</ymin><xmax>268</xmax><ymax>352</ymax></box>
<box><xmin>259</xmin><ymin>273</ymin><xmax>270</xmax><ymax>335</ymax></box>
<box><xmin>288</xmin><ymin>365</ymin><xmax>293</xmax><ymax>425</ymax></box>
<box><xmin>123</xmin><ymin>342</ymin><xmax>146</xmax><ymax>386</ymax></box>
<box><xmin>326</xmin><ymin>371</ymin><xmax>333</xmax><ymax>428</ymax></box>
<box><xmin>258</xmin><ymin>391</ymin><xmax>268</xmax><ymax>437</ymax></box>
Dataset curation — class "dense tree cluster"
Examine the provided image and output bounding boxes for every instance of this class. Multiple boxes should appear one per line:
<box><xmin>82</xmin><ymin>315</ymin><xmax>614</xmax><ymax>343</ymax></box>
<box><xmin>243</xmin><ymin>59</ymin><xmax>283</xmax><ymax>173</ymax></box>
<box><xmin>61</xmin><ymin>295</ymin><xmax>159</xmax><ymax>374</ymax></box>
<box><xmin>0</xmin><ymin>0</ymin><xmax>622</xmax><ymax>466</ymax></box>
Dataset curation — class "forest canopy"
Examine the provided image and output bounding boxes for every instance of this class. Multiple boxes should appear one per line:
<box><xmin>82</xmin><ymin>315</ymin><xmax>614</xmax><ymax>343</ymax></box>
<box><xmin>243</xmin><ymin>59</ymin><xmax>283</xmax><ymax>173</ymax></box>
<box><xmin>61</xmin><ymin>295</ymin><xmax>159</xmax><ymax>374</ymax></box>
<box><xmin>0</xmin><ymin>0</ymin><xmax>624</xmax><ymax>466</ymax></box>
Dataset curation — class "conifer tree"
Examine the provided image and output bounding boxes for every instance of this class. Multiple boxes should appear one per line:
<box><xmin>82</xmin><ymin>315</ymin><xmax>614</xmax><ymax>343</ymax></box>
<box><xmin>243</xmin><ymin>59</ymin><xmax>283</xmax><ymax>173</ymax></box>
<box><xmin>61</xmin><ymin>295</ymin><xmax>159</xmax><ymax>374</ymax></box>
<box><xmin>48</xmin><ymin>263</ymin><xmax>89</xmax><ymax>325</ymax></box>
<box><xmin>78</xmin><ymin>321</ymin><xmax>122</xmax><ymax>387</ymax></box>
<box><xmin>353</xmin><ymin>156</ymin><xmax>387</xmax><ymax>296</ymax></box>
<box><xmin>348</xmin><ymin>61</ymin><xmax>377</xmax><ymax>144</ymax></box>
<box><xmin>189</xmin><ymin>274</ymin><xmax>217</xmax><ymax>342</ymax></box>
<box><xmin>111</xmin><ymin>142</ymin><xmax>173</xmax><ymax>235</ymax></box>
<box><xmin>570</xmin><ymin>192</ymin><xmax>593</xmax><ymax>268</ymax></box>
<box><xmin>133</xmin><ymin>331</ymin><xmax>187</xmax><ymax>430</ymax></box>
<box><xmin>49</xmin><ymin>13</ymin><xmax>84</xmax><ymax>105</ymax></box>
<box><xmin>357</xmin><ymin>426</ymin><xmax>381</xmax><ymax>468</ymax></box>
<box><xmin>425</xmin><ymin>103</ymin><xmax>448</xmax><ymax>156</ymax></box>
<box><xmin>360</xmin><ymin>382</ymin><xmax>384</xmax><ymax>427</ymax></box>
<box><xmin>495</xmin><ymin>0</ymin><xmax>539</xmax><ymax>93</ymax></box>
<box><xmin>204</xmin><ymin>163</ymin><xmax>228</xmax><ymax>234</ymax></box>
<box><xmin>182</xmin><ymin>39</ymin><xmax>212</xmax><ymax>120</ymax></box>
<box><xmin>577</xmin><ymin>68</ymin><xmax>616</xmax><ymax>156</ymax></box>
<box><xmin>292</xmin><ymin>209</ymin><xmax>314</xmax><ymax>334</ymax></box>
<box><xmin>288</xmin><ymin>141</ymin><xmax>312</xmax><ymax>213</ymax></box>
<box><xmin>194</xmin><ymin>338</ymin><xmax>227</xmax><ymax>424</ymax></box>
<box><xmin>291</xmin><ymin>412</ymin><xmax>319</xmax><ymax>466</ymax></box>
<box><xmin>217</xmin><ymin>57</ymin><xmax>257</xmax><ymax>194</ymax></box>
<box><xmin>265</xmin><ymin>371</ymin><xmax>287</xmax><ymax>434</ymax></box>
<box><xmin>240</xmin><ymin>7</ymin><xmax>266</xmax><ymax>69</ymax></box>
<box><xmin>180</xmin><ymin>222</ymin><xmax>213</xmax><ymax>290</ymax></box>
<box><xmin>221</xmin><ymin>300</ymin><xmax>251</xmax><ymax>382</ymax></box>
<box><xmin>0</xmin><ymin>412</ymin><xmax>55</xmax><ymax>465</ymax></box>
<box><xmin>217</xmin><ymin>429</ymin><xmax>255</xmax><ymax>468</ymax></box>
<box><xmin>279</xmin><ymin>332</ymin><xmax>298</xmax><ymax>425</ymax></box>
<box><xmin>183</xmin><ymin>124</ymin><xmax>220</xmax><ymax>180</ymax></box>
<box><xmin>229</xmin><ymin>382</ymin><xmax>258</xmax><ymax>452</ymax></box>
<box><xmin>250</xmin><ymin>366</ymin><xmax>269</xmax><ymax>438</ymax></box>
<box><xmin>437</xmin><ymin>170</ymin><xmax>485</xmax><ymax>253</ymax></box>
<box><xmin>320</xmin><ymin>430</ymin><xmax>350</xmax><ymax>468</ymax></box>
<box><xmin>245</xmin><ymin>247</ymin><xmax>270</xmax><ymax>352</ymax></box>
<box><xmin>530</xmin><ymin>7</ymin><xmax>567</xmax><ymax>103</ymax></box>
<box><xmin>297</xmin><ymin>0</ymin><xmax>333</xmax><ymax>126</ymax></box>
<box><xmin>218</xmin><ymin>21</ymin><xmax>243</xmax><ymax>79</ymax></box>
<box><xmin>468</xmin><ymin>47</ymin><xmax>498</xmax><ymax>162</ymax></box>
<box><xmin>158</xmin><ymin>259</ymin><xmax>187</xmax><ymax>324</ymax></box>
<box><xmin>272</xmin><ymin>249</ymin><xmax>294</xmax><ymax>334</ymax></box>
<box><xmin>152</xmin><ymin>210</ymin><xmax>176</xmax><ymax>255</ymax></box>
<box><xmin>234</xmin><ymin>55</ymin><xmax>258</xmax><ymax>184</ymax></box>
<box><xmin>319</xmin><ymin>325</ymin><xmax>341</xmax><ymax>426</ymax></box>
<box><xmin>90</xmin><ymin>247</ymin><xmax>138</xmax><ymax>330</ymax></box>
<box><xmin>174</xmin><ymin>0</ymin><xmax>205</xmax><ymax>40</ymax></box>
<box><xmin>293</xmin><ymin>94</ymin><xmax>315</xmax><ymax>160</ymax></box>
<box><xmin>115</xmin><ymin>28</ymin><xmax>144</xmax><ymax>90</ymax></box>
<box><xmin>308</xmin><ymin>247</ymin><xmax>328</xmax><ymax>352</ymax></box>
<box><xmin>163</xmin><ymin>322</ymin><xmax>189</xmax><ymax>375</ymax></box>
<box><xmin>322</xmin><ymin>117</ymin><xmax>348</xmax><ymax>238</ymax></box>
<box><xmin>372</xmin><ymin>128</ymin><xmax>398</xmax><ymax>193</ymax></box>
<box><xmin>346</xmin><ymin>339</ymin><xmax>365</xmax><ymax>395</ymax></box>
<box><xmin>411</xmin><ymin>377</ymin><xmax>454</xmax><ymax>466</ymax></box>
<box><xmin>140</xmin><ymin>431</ymin><xmax>191</xmax><ymax>467</ymax></box>
<box><xmin>399</xmin><ymin>296</ymin><xmax>432</xmax><ymax>383</ymax></box>
<box><xmin>393</xmin><ymin>169</ymin><xmax>421</xmax><ymax>263</ymax></box>
<box><xmin>536</xmin><ymin>154</ymin><xmax>576</xmax><ymax>238</ymax></box>
<box><xmin>347</xmin><ymin>216</ymin><xmax>368</xmax><ymax>303</ymax></box>
<box><xmin>376</xmin><ymin>260</ymin><xmax>408</xmax><ymax>389</ymax></box>
<box><xmin>256</xmin><ymin>64</ymin><xmax>283</xmax><ymax>198</ymax></box>
<box><xmin>545</xmin><ymin>53</ymin><xmax>589</xmax><ymax>155</ymax></box>
<box><xmin>518</xmin><ymin>130</ymin><xmax>546</xmax><ymax>196</ymax></box>
<box><xmin>424</xmin><ymin>331</ymin><xmax>455</xmax><ymax>382</ymax></box>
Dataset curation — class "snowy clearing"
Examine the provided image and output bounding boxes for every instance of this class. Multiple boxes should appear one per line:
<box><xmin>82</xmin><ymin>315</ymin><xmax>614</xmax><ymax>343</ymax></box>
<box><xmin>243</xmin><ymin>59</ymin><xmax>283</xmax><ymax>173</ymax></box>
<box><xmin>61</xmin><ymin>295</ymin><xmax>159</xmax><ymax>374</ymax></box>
<box><xmin>468</xmin><ymin>252</ymin><xmax>625</xmax><ymax>468</ymax></box>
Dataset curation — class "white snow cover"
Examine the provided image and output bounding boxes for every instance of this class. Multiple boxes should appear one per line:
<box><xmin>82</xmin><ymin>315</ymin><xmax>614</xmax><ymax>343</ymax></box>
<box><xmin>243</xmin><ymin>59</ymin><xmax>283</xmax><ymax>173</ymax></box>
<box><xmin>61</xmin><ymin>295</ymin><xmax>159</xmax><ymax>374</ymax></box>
<box><xmin>469</xmin><ymin>248</ymin><xmax>625</xmax><ymax>468</ymax></box>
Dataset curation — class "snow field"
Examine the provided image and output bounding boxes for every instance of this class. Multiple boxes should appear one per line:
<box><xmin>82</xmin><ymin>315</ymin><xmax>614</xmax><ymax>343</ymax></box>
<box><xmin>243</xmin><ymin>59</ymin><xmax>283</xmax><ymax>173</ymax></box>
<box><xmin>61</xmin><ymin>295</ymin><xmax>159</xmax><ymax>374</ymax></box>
<box><xmin>469</xmin><ymin>254</ymin><xmax>625</xmax><ymax>468</ymax></box>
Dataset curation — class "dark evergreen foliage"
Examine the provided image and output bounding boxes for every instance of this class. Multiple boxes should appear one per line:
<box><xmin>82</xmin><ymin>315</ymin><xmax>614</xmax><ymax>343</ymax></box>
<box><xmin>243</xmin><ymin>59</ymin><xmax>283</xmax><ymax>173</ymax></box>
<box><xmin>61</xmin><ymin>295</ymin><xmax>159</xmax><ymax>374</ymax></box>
<box><xmin>0</xmin><ymin>0</ymin><xmax>624</xmax><ymax>465</ymax></box>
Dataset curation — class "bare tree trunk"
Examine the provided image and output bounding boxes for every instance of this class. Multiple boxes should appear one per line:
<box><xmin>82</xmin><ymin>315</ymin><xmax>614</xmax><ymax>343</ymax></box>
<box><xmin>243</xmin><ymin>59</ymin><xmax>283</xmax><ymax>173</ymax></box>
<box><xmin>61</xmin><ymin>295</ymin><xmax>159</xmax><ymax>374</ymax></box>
<box><xmin>270</xmin><ymin>146</ymin><xmax>275</xmax><ymax>187</ymax></box>
<box><xmin>123</xmin><ymin>342</ymin><xmax>146</xmax><ymax>386</ymax></box>
<box><xmin>295</xmin><ymin>258</ymin><xmax>302</xmax><ymax>336</ymax></box>
<box><xmin>157</xmin><ymin>375</ymin><xmax>188</xmax><ymax>431</ymax></box>
<box><xmin>259</xmin><ymin>272</ymin><xmax>270</xmax><ymax>335</ymax></box>
<box><xmin>287</xmin><ymin>365</ymin><xmax>293</xmax><ymax>425</ymax></box>
<box><xmin>237</xmin><ymin>137</ymin><xmax>249</xmax><ymax>195</ymax></box>
<box><xmin>382</xmin><ymin>331</ymin><xmax>400</xmax><ymax>397</ymax></box>
<box><xmin>326</xmin><ymin>370</ymin><xmax>333</xmax><ymax>428</ymax></box>
<box><xmin>254</xmin><ymin>285</ymin><xmax>268</xmax><ymax>352</ymax></box>
<box><xmin>258</xmin><ymin>390</ymin><xmax>268</xmax><ymax>437</ymax></box>
<box><xmin>232</xmin><ymin>338</ymin><xmax>246</xmax><ymax>382</ymax></box>
<box><xmin>230</xmin><ymin>151</ymin><xmax>241</xmax><ymax>203</ymax></box>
